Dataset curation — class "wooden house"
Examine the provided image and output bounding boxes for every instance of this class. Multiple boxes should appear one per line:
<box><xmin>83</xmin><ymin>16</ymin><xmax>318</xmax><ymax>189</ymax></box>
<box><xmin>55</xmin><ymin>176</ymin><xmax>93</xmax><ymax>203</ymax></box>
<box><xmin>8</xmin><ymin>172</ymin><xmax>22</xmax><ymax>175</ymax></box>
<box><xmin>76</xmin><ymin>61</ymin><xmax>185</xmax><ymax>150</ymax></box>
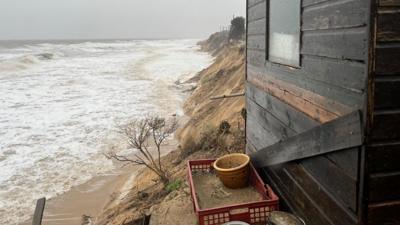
<box><xmin>245</xmin><ymin>0</ymin><xmax>400</xmax><ymax>224</ymax></box>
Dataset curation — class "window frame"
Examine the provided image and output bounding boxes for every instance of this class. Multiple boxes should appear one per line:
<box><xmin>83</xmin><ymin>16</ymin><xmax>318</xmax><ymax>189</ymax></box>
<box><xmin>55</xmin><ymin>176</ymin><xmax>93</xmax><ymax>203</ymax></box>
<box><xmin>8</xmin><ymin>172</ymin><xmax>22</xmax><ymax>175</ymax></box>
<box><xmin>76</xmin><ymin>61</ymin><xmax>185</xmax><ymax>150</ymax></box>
<box><xmin>265</xmin><ymin>0</ymin><xmax>302</xmax><ymax>69</ymax></box>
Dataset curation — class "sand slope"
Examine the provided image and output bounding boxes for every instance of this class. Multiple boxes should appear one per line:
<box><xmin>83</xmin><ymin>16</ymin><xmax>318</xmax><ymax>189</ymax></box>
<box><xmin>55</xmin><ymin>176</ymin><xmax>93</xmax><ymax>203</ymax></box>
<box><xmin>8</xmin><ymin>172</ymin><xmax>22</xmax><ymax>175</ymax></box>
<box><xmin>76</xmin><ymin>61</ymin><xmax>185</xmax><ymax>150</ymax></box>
<box><xmin>177</xmin><ymin>36</ymin><xmax>245</xmax><ymax>147</ymax></box>
<box><xmin>95</xmin><ymin>33</ymin><xmax>245</xmax><ymax>225</ymax></box>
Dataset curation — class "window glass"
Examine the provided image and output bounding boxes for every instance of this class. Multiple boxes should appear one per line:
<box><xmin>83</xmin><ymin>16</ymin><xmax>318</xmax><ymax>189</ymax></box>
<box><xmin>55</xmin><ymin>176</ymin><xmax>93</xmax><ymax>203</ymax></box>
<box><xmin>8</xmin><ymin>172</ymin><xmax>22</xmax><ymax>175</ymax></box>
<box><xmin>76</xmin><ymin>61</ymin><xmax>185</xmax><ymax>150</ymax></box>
<box><xmin>268</xmin><ymin>0</ymin><xmax>300</xmax><ymax>66</ymax></box>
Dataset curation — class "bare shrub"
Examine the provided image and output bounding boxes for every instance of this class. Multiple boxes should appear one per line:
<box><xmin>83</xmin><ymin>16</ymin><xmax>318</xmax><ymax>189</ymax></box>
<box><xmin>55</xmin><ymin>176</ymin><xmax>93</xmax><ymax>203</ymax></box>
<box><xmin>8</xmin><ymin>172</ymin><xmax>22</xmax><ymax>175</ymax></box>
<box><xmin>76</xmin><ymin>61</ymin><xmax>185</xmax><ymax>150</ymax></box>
<box><xmin>219</xmin><ymin>120</ymin><xmax>231</xmax><ymax>134</ymax></box>
<box><xmin>198</xmin><ymin>124</ymin><xmax>220</xmax><ymax>151</ymax></box>
<box><xmin>230</xmin><ymin>127</ymin><xmax>246</xmax><ymax>153</ymax></box>
<box><xmin>106</xmin><ymin>115</ymin><xmax>178</xmax><ymax>184</ymax></box>
<box><xmin>195</xmin><ymin>123</ymin><xmax>230</xmax><ymax>153</ymax></box>
<box><xmin>241</xmin><ymin>108</ymin><xmax>246</xmax><ymax>120</ymax></box>
<box><xmin>198</xmin><ymin>120</ymin><xmax>245</xmax><ymax>153</ymax></box>
<box><xmin>179</xmin><ymin>135</ymin><xmax>197</xmax><ymax>158</ymax></box>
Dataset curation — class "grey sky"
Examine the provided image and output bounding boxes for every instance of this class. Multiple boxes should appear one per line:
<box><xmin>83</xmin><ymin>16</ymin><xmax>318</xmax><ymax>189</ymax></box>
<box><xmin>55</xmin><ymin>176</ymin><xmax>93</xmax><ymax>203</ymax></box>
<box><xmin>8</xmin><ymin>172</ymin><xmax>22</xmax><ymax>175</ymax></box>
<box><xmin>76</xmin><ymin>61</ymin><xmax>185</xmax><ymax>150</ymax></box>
<box><xmin>0</xmin><ymin>0</ymin><xmax>245</xmax><ymax>40</ymax></box>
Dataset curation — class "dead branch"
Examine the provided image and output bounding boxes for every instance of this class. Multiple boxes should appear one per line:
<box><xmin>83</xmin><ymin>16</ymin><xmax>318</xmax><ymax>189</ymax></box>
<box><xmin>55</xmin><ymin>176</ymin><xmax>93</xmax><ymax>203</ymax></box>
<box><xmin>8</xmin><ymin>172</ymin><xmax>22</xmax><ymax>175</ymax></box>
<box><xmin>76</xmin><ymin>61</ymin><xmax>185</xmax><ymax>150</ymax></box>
<box><xmin>105</xmin><ymin>115</ymin><xmax>178</xmax><ymax>184</ymax></box>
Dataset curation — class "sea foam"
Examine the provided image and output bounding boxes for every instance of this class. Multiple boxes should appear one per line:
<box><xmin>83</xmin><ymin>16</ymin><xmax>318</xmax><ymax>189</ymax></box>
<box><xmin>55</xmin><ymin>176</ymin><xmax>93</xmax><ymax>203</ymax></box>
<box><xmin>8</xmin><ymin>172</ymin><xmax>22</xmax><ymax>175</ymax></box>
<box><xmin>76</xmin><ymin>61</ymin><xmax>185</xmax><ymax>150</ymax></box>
<box><xmin>0</xmin><ymin>39</ymin><xmax>212</xmax><ymax>225</ymax></box>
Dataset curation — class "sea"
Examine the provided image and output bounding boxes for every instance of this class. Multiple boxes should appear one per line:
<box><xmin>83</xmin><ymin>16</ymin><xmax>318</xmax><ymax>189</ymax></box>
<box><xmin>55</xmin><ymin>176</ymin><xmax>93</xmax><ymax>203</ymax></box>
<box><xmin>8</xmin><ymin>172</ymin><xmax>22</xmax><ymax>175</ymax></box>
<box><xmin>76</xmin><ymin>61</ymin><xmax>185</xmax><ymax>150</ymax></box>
<box><xmin>0</xmin><ymin>39</ymin><xmax>213</xmax><ymax>225</ymax></box>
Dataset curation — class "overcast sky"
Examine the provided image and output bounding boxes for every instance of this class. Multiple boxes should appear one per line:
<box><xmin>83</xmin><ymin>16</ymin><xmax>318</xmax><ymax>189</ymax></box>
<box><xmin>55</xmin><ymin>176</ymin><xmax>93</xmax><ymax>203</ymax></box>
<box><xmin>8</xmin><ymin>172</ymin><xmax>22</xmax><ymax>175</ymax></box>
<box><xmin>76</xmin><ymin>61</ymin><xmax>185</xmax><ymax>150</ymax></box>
<box><xmin>0</xmin><ymin>0</ymin><xmax>245</xmax><ymax>40</ymax></box>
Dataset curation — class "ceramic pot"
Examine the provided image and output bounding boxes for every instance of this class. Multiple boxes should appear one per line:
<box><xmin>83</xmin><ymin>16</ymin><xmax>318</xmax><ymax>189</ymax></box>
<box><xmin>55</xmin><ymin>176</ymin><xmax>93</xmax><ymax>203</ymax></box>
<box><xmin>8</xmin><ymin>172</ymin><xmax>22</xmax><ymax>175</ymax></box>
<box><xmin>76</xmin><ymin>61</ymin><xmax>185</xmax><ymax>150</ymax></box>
<box><xmin>213</xmin><ymin>153</ymin><xmax>250</xmax><ymax>189</ymax></box>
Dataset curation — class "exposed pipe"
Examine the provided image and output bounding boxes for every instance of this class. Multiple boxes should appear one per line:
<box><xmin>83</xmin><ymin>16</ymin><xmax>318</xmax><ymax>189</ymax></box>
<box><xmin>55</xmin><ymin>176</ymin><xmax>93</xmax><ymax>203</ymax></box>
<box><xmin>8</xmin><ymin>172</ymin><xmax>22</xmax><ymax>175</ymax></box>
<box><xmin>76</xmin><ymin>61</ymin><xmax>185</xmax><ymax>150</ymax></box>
<box><xmin>210</xmin><ymin>92</ymin><xmax>245</xmax><ymax>100</ymax></box>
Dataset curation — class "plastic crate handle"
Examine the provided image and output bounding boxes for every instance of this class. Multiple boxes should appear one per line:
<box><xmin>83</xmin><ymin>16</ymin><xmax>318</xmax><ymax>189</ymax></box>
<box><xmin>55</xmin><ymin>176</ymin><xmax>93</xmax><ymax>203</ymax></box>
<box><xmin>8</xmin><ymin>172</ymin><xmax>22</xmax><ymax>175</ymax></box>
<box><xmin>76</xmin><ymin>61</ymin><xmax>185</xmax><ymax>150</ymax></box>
<box><xmin>230</xmin><ymin>208</ymin><xmax>249</xmax><ymax>215</ymax></box>
<box><xmin>230</xmin><ymin>207</ymin><xmax>250</xmax><ymax>222</ymax></box>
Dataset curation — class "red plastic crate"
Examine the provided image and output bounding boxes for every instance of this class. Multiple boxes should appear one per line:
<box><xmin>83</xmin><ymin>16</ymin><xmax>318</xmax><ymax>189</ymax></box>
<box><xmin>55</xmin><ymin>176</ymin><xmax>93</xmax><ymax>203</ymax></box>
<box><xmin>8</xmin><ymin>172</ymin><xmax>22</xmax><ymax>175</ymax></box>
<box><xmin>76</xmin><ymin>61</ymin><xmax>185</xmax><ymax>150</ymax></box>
<box><xmin>187</xmin><ymin>159</ymin><xmax>279</xmax><ymax>225</ymax></box>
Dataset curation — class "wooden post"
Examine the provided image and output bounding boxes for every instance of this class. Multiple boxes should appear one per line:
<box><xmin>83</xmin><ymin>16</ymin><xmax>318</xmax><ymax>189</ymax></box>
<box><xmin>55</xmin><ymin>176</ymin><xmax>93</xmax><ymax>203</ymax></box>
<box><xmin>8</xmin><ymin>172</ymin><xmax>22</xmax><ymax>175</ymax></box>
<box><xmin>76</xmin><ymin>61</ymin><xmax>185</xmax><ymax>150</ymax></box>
<box><xmin>32</xmin><ymin>198</ymin><xmax>46</xmax><ymax>225</ymax></box>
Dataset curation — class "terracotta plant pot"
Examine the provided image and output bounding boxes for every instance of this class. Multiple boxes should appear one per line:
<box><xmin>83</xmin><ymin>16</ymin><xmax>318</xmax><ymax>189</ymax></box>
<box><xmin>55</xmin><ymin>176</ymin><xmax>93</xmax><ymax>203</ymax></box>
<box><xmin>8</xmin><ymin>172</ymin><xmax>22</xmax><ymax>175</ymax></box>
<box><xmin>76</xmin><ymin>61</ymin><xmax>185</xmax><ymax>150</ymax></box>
<box><xmin>213</xmin><ymin>153</ymin><xmax>250</xmax><ymax>189</ymax></box>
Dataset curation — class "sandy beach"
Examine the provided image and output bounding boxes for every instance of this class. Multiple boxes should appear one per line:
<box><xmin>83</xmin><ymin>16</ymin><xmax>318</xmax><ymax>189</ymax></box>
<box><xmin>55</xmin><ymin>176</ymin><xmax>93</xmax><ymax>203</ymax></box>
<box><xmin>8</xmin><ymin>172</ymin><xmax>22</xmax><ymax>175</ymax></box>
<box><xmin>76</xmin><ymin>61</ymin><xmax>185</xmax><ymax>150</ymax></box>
<box><xmin>20</xmin><ymin>138</ymin><xmax>179</xmax><ymax>225</ymax></box>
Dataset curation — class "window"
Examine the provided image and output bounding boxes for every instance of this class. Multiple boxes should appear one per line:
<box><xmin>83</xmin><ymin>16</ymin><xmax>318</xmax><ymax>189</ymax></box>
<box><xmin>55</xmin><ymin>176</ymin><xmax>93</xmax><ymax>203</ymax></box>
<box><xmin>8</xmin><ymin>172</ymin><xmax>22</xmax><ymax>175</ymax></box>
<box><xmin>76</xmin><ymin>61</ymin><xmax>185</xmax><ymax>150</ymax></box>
<box><xmin>268</xmin><ymin>0</ymin><xmax>301</xmax><ymax>67</ymax></box>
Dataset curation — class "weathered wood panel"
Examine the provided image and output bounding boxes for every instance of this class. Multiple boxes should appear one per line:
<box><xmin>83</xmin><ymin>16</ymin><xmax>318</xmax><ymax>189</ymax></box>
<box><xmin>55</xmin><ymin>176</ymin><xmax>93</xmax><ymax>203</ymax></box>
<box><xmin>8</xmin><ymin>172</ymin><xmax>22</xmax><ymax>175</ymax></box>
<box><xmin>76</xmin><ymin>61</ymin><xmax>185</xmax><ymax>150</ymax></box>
<box><xmin>263</xmin><ymin>163</ymin><xmax>357</xmax><ymax>225</ymax></box>
<box><xmin>250</xmin><ymin>111</ymin><xmax>362</xmax><ymax>167</ymax></box>
<box><xmin>248</xmin><ymin>83</ymin><xmax>359</xmax><ymax>179</ymax></box>
<box><xmin>379</xmin><ymin>0</ymin><xmax>400</xmax><ymax>6</ymax></box>
<box><xmin>248</xmin><ymin>85</ymin><xmax>360</xmax><ymax>202</ymax></box>
<box><xmin>368</xmin><ymin>15</ymin><xmax>400</xmax><ymax>213</ymax></box>
<box><xmin>247</xmin><ymin>18</ymin><xmax>266</xmax><ymax>35</ymax></box>
<box><xmin>248</xmin><ymin>72</ymin><xmax>338</xmax><ymax>122</ymax></box>
<box><xmin>247</xmin><ymin>98</ymin><xmax>295</xmax><ymax>141</ymax></box>
<box><xmin>246</xmin><ymin>113</ymin><xmax>280</xmax><ymax>149</ymax></box>
<box><xmin>371</xmin><ymin>111</ymin><xmax>400</xmax><ymax>142</ymax></box>
<box><xmin>326</xmin><ymin>148</ymin><xmax>359</xmax><ymax>179</ymax></box>
<box><xmin>248</xmin><ymin>0</ymin><xmax>265</xmax><ymax>8</ymax></box>
<box><xmin>368</xmin><ymin>1</ymin><xmax>400</xmax><ymax>223</ymax></box>
<box><xmin>246</xmin><ymin>139</ymin><xmax>258</xmax><ymax>155</ymax></box>
<box><xmin>369</xmin><ymin>172</ymin><xmax>400</xmax><ymax>202</ymax></box>
<box><xmin>245</xmin><ymin>0</ymin><xmax>371</xmax><ymax>223</ymax></box>
<box><xmin>247</xmin><ymin>49</ymin><xmax>265</xmax><ymax>67</ymax></box>
<box><xmin>270</xmin><ymin>61</ymin><xmax>366</xmax><ymax>107</ymax></box>
<box><xmin>374</xmin><ymin>79</ymin><xmax>400</xmax><ymax>109</ymax></box>
<box><xmin>246</xmin><ymin>83</ymin><xmax>319</xmax><ymax>132</ymax></box>
<box><xmin>264</xmin><ymin>166</ymin><xmax>334</xmax><ymax>225</ymax></box>
<box><xmin>303</xmin><ymin>0</ymin><xmax>330</xmax><ymax>7</ymax></box>
<box><xmin>302</xmin><ymin>55</ymin><xmax>367</xmax><ymax>92</ymax></box>
<box><xmin>248</xmin><ymin>1</ymin><xmax>266</xmax><ymax>22</ymax></box>
<box><xmin>302</xmin><ymin>155</ymin><xmax>358</xmax><ymax>211</ymax></box>
<box><xmin>368</xmin><ymin>201</ymin><xmax>400</xmax><ymax>225</ymax></box>
<box><xmin>302</xmin><ymin>28</ymin><xmax>367</xmax><ymax>60</ymax></box>
<box><xmin>375</xmin><ymin>44</ymin><xmax>400</xmax><ymax>74</ymax></box>
<box><xmin>248</xmin><ymin>65</ymin><xmax>354</xmax><ymax>122</ymax></box>
<box><xmin>302</xmin><ymin>0</ymin><xmax>367</xmax><ymax>31</ymax></box>
<box><xmin>367</xmin><ymin>143</ymin><xmax>400</xmax><ymax>173</ymax></box>
<box><xmin>262</xmin><ymin>63</ymin><xmax>365</xmax><ymax>110</ymax></box>
<box><xmin>247</xmin><ymin>35</ymin><xmax>265</xmax><ymax>50</ymax></box>
<box><xmin>285</xmin><ymin>164</ymin><xmax>358</xmax><ymax>225</ymax></box>
<box><xmin>247</xmin><ymin>70</ymin><xmax>364</xmax><ymax>191</ymax></box>
<box><xmin>377</xmin><ymin>10</ymin><xmax>400</xmax><ymax>42</ymax></box>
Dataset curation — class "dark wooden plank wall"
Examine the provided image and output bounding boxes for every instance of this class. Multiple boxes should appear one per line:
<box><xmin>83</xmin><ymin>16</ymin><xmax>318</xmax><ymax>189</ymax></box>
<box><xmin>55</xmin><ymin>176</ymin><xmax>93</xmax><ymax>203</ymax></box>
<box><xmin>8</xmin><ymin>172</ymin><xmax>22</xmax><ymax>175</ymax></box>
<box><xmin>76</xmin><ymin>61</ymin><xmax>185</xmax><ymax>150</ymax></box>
<box><xmin>367</xmin><ymin>0</ymin><xmax>400</xmax><ymax>224</ymax></box>
<box><xmin>246</xmin><ymin>0</ymin><xmax>370</xmax><ymax>224</ymax></box>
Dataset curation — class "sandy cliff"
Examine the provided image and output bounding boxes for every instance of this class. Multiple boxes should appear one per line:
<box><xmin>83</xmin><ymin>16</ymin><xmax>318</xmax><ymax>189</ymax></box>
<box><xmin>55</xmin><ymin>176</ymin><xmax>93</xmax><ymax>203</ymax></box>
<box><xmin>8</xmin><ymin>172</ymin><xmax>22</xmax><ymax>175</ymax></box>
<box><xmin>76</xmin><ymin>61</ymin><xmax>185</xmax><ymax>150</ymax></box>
<box><xmin>177</xmin><ymin>33</ymin><xmax>245</xmax><ymax>149</ymax></box>
<box><xmin>95</xmin><ymin>32</ymin><xmax>245</xmax><ymax>225</ymax></box>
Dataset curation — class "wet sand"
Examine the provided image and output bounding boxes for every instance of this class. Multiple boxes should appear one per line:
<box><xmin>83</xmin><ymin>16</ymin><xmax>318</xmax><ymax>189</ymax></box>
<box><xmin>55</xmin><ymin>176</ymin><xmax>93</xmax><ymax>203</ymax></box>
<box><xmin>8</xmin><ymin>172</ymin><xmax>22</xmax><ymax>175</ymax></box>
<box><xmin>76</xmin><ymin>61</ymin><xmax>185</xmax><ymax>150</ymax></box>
<box><xmin>43</xmin><ymin>167</ymin><xmax>137</xmax><ymax>225</ymax></box>
<box><xmin>20</xmin><ymin>139</ymin><xmax>179</xmax><ymax>225</ymax></box>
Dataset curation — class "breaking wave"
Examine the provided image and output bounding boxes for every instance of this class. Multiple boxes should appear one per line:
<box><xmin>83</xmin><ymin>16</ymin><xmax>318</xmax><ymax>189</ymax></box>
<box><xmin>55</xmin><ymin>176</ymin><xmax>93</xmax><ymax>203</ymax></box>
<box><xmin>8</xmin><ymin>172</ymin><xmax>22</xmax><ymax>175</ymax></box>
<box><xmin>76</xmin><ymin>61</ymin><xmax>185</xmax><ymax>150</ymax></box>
<box><xmin>0</xmin><ymin>39</ymin><xmax>212</xmax><ymax>225</ymax></box>
<box><xmin>0</xmin><ymin>52</ymin><xmax>57</xmax><ymax>71</ymax></box>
